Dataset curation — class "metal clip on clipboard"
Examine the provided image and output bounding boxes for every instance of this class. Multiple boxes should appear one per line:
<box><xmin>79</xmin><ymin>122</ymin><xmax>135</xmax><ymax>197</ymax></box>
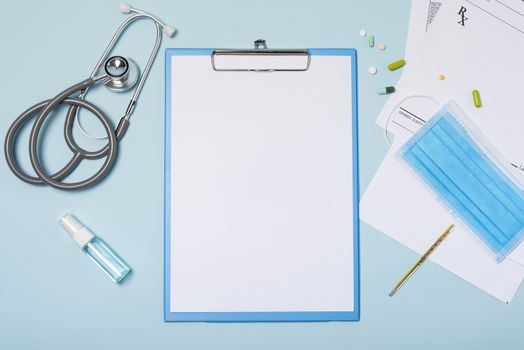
<box><xmin>211</xmin><ymin>40</ymin><xmax>311</xmax><ymax>72</ymax></box>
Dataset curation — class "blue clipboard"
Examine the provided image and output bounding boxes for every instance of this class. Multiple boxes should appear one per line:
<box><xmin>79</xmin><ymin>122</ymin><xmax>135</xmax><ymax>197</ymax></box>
<box><xmin>164</xmin><ymin>48</ymin><xmax>359</xmax><ymax>322</ymax></box>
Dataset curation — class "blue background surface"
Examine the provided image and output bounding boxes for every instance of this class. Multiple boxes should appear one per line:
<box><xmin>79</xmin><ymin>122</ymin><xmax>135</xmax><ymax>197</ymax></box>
<box><xmin>1</xmin><ymin>0</ymin><xmax>523</xmax><ymax>349</ymax></box>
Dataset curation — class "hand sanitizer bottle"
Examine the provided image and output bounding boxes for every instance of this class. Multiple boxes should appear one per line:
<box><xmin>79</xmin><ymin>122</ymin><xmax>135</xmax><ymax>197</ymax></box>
<box><xmin>59</xmin><ymin>214</ymin><xmax>131</xmax><ymax>283</ymax></box>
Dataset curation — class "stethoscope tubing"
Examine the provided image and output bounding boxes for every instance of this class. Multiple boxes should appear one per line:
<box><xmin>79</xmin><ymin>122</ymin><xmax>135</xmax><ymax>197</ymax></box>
<box><xmin>4</xmin><ymin>78</ymin><xmax>122</xmax><ymax>190</ymax></box>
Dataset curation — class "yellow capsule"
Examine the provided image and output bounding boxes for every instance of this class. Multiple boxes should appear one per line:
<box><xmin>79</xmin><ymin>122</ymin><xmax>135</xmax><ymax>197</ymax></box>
<box><xmin>388</xmin><ymin>59</ymin><xmax>406</xmax><ymax>71</ymax></box>
<box><xmin>472</xmin><ymin>89</ymin><xmax>481</xmax><ymax>108</ymax></box>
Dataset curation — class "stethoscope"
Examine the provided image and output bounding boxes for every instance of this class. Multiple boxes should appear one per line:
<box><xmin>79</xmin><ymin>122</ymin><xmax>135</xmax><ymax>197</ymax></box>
<box><xmin>4</xmin><ymin>4</ymin><xmax>175</xmax><ymax>191</ymax></box>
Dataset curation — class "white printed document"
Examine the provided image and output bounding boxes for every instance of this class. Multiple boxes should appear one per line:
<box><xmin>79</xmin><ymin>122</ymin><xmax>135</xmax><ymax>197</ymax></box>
<box><xmin>362</xmin><ymin>0</ymin><xmax>524</xmax><ymax>301</ymax></box>
<box><xmin>377</xmin><ymin>0</ymin><xmax>524</xmax><ymax>181</ymax></box>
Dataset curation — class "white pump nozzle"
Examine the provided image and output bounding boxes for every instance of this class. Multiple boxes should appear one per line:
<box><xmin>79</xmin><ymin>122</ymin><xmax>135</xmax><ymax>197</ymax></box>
<box><xmin>59</xmin><ymin>214</ymin><xmax>95</xmax><ymax>248</ymax></box>
<box><xmin>120</xmin><ymin>3</ymin><xmax>133</xmax><ymax>14</ymax></box>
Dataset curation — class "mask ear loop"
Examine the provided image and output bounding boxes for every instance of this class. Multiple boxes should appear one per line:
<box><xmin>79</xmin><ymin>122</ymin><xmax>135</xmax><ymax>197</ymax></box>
<box><xmin>383</xmin><ymin>94</ymin><xmax>440</xmax><ymax>149</ymax></box>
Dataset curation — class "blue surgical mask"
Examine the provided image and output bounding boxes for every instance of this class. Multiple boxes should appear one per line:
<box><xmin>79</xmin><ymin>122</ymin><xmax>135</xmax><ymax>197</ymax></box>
<box><xmin>398</xmin><ymin>102</ymin><xmax>524</xmax><ymax>261</ymax></box>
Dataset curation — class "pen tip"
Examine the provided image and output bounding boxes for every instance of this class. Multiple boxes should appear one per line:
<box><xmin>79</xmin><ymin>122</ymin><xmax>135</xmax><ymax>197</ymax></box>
<box><xmin>388</xmin><ymin>290</ymin><xmax>396</xmax><ymax>297</ymax></box>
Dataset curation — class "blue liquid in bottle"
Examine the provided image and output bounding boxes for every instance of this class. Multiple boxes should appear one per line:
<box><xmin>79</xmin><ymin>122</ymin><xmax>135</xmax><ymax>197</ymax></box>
<box><xmin>84</xmin><ymin>238</ymin><xmax>131</xmax><ymax>283</ymax></box>
<box><xmin>59</xmin><ymin>214</ymin><xmax>131</xmax><ymax>283</ymax></box>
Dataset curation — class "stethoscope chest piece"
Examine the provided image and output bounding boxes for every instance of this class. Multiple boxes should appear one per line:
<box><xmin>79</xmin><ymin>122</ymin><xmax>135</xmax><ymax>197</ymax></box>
<box><xmin>104</xmin><ymin>56</ymin><xmax>139</xmax><ymax>92</ymax></box>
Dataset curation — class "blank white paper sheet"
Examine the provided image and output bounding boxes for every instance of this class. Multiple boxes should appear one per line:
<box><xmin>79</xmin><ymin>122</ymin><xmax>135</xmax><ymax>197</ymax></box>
<box><xmin>164</xmin><ymin>48</ymin><xmax>359</xmax><ymax>322</ymax></box>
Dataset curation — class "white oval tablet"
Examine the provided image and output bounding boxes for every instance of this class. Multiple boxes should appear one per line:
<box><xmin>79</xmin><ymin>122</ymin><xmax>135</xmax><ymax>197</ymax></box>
<box><xmin>368</xmin><ymin>66</ymin><xmax>377</xmax><ymax>75</ymax></box>
<box><xmin>359</xmin><ymin>30</ymin><xmax>367</xmax><ymax>37</ymax></box>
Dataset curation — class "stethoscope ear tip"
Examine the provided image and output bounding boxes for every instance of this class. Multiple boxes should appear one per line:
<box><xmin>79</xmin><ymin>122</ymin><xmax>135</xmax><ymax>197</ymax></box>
<box><xmin>163</xmin><ymin>26</ymin><xmax>176</xmax><ymax>37</ymax></box>
<box><xmin>119</xmin><ymin>3</ymin><xmax>176</xmax><ymax>38</ymax></box>
<box><xmin>120</xmin><ymin>3</ymin><xmax>132</xmax><ymax>14</ymax></box>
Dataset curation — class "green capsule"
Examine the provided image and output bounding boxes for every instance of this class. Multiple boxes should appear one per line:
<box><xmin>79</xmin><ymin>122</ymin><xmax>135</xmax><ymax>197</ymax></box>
<box><xmin>472</xmin><ymin>89</ymin><xmax>481</xmax><ymax>108</ymax></box>
<box><xmin>388</xmin><ymin>59</ymin><xmax>406</xmax><ymax>71</ymax></box>
<box><xmin>377</xmin><ymin>86</ymin><xmax>395</xmax><ymax>95</ymax></box>
<box><xmin>368</xmin><ymin>35</ymin><xmax>375</xmax><ymax>47</ymax></box>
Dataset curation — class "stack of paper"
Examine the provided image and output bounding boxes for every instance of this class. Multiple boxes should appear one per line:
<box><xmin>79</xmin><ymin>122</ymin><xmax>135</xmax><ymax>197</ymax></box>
<box><xmin>361</xmin><ymin>0</ymin><xmax>524</xmax><ymax>302</ymax></box>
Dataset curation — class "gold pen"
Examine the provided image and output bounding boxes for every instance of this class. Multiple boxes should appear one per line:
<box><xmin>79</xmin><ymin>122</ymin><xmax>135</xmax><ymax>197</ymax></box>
<box><xmin>389</xmin><ymin>224</ymin><xmax>455</xmax><ymax>297</ymax></box>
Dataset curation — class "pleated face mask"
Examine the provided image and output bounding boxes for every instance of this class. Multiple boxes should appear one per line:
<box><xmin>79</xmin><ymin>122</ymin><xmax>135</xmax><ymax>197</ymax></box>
<box><xmin>398</xmin><ymin>101</ymin><xmax>524</xmax><ymax>261</ymax></box>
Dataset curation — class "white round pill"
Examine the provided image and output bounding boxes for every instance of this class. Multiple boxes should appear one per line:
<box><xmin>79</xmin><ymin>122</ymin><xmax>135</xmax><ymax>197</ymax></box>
<box><xmin>378</xmin><ymin>42</ymin><xmax>386</xmax><ymax>50</ymax></box>
<box><xmin>368</xmin><ymin>66</ymin><xmax>377</xmax><ymax>75</ymax></box>
<box><xmin>359</xmin><ymin>29</ymin><xmax>367</xmax><ymax>37</ymax></box>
